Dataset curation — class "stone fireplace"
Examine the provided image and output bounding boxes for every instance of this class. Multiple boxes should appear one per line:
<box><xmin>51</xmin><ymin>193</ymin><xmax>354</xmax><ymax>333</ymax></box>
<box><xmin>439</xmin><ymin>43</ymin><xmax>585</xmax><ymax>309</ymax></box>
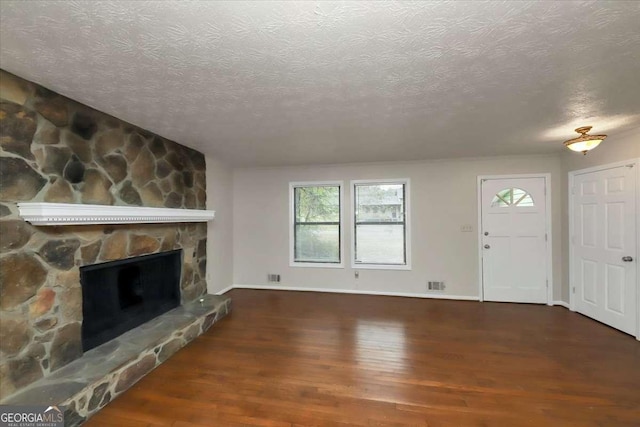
<box><xmin>0</xmin><ymin>68</ymin><xmax>228</xmax><ymax>420</ymax></box>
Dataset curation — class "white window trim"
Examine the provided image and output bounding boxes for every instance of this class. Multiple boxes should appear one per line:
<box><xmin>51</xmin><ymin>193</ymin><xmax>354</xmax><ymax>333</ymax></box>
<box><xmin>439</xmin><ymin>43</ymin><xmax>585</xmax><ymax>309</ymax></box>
<box><xmin>289</xmin><ymin>181</ymin><xmax>345</xmax><ymax>268</ymax></box>
<box><xmin>350</xmin><ymin>178</ymin><xmax>411</xmax><ymax>270</ymax></box>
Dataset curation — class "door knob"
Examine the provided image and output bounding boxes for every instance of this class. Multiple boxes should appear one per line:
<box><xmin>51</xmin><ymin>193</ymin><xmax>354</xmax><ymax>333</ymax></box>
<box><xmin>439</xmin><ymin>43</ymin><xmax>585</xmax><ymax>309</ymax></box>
<box><xmin>622</xmin><ymin>256</ymin><xmax>633</xmax><ymax>262</ymax></box>
<box><xmin>484</xmin><ymin>232</ymin><xmax>489</xmax><ymax>236</ymax></box>
<box><xmin>484</xmin><ymin>244</ymin><xmax>490</xmax><ymax>249</ymax></box>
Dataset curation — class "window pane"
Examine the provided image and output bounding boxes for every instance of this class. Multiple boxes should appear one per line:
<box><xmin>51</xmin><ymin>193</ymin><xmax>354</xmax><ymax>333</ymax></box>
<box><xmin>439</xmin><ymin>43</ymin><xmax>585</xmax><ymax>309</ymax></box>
<box><xmin>491</xmin><ymin>195</ymin><xmax>509</xmax><ymax>207</ymax></box>
<box><xmin>515</xmin><ymin>194</ymin><xmax>534</xmax><ymax>207</ymax></box>
<box><xmin>491</xmin><ymin>187</ymin><xmax>535</xmax><ymax>208</ymax></box>
<box><xmin>491</xmin><ymin>188</ymin><xmax>511</xmax><ymax>207</ymax></box>
<box><xmin>355</xmin><ymin>184</ymin><xmax>404</xmax><ymax>222</ymax></box>
<box><xmin>295</xmin><ymin>224</ymin><xmax>339</xmax><ymax>263</ymax></box>
<box><xmin>355</xmin><ymin>224</ymin><xmax>405</xmax><ymax>264</ymax></box>
<box><xmin>295</xmin><ymin>186</ymin><xmax>339</xmax><ymax>223</ymax></box>
<box><xmin>512</xmin><ymin>188</ymin><xmax>526</xmax><ymax>203</ymax></box>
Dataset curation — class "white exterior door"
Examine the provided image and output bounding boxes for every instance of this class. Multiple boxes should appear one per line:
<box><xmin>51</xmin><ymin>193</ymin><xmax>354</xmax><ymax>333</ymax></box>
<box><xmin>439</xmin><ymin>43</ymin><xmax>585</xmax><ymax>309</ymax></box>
<box><xmin>572</xmin><ymin>164</ymin><xmax>637</xmax><ymax>336</ymax></box>
<box><xmin>481</xmin><ymin>177</ymin><xmax>548</xmax><ymax>303</ymax></box>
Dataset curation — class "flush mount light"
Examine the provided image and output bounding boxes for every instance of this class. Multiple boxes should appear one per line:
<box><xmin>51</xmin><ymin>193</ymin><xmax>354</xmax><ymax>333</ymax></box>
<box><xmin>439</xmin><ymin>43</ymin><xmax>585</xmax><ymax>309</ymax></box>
<box><xmin>563</xmin><ymin>126</ymin><xmax>607</xmax><ymax>155</ymax></box>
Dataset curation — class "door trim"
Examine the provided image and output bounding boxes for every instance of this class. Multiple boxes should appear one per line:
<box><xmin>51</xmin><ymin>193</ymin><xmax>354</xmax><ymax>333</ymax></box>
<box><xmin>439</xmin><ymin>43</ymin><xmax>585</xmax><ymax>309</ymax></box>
<box><xmin>476</xmin><ymin>174</ymin><xmax>553</xmax><ymax>304</ymax></box>
<box><xmin>568</xmin><ymin>158</ymin><xmax>640</xmax><ymax>340</ymax></box>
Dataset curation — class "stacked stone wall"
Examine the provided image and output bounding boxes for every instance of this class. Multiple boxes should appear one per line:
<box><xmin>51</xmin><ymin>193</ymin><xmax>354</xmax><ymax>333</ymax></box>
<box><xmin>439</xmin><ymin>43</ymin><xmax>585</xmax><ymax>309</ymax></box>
<box><xmin>0</xmin><ymin>70</ymin><xmax>208</xmax><ymax>400</ymax></box>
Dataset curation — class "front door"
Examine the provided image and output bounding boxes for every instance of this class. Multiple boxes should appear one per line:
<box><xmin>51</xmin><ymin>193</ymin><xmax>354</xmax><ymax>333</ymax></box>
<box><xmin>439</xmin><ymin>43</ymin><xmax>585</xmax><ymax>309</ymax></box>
<box><xmin>572</xmin><ymin>164</ymin><xmax>637</xmax><ymax>336</ymax></box>
<box><xmin>481</xmin><ymin>177</ymin><xmax>548</xmax><ymax>303</ymax></box>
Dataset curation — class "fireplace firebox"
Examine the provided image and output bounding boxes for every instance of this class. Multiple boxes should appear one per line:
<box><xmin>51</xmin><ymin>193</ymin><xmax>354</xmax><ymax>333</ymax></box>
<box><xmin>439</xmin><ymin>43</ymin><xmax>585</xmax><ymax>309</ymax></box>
<box><xmin>80</xmin><ymin>249</ymin><xmax>182</xmax><ymax>351</ymax></box>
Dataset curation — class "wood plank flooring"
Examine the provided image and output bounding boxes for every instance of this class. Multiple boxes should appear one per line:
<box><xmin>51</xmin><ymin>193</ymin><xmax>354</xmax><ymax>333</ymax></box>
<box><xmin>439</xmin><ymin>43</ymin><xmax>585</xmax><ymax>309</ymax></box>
<box><xmin>87</xmin><ymin>289</ymin><xmax>640</xmax><ymax>427</ymax></box>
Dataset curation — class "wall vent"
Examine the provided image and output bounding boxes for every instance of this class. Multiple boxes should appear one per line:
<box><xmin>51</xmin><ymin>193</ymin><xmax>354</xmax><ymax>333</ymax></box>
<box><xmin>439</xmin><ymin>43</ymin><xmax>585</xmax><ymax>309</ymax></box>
<box><xmin>267</xmin><ymin>274</ymin><xmax>281</xmax><ymax>283</ymax></box>
<box><xmin>427</xmin><ymin>281</ymin><xmax>445</xmax><ymax>291</ymax></box>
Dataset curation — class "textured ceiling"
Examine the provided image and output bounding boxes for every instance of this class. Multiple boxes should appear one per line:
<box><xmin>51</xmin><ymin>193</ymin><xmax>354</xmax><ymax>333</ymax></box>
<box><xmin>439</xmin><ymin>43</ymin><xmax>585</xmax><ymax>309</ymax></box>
<box><xmin>1</xmin><ymin>1</ymin><xmax>639</xmax><ymax>167</ymax></box>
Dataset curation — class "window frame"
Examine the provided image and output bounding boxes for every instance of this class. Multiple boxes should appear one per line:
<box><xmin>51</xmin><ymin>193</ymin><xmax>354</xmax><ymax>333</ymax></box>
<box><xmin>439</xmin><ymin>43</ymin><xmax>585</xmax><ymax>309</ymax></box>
<box><xmin>289</xmin><ymin>181</ymin><xmax>345</xmax><ymax>268</ymax></box>
<box><xmin>490</xmin><ymin>187</ymin><xmax>535</xmax><ymax>208</ymax></box>
<box><xmin>351</xmin><ymin>178</ymin><xmax>411</xmax><ymax>270</ymax></box>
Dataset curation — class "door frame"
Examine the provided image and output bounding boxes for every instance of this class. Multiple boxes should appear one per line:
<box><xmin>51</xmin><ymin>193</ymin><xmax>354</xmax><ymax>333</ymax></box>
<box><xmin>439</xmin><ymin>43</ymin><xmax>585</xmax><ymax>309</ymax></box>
<box><xmin>568</xmin><ymin>158</ymin><xmax>640</xmax><ymax>340</ymax></box>
<box><xmin>477</xmin><ymin>173</ymin><xmax>553</xmax><ymax>304</ymax></box>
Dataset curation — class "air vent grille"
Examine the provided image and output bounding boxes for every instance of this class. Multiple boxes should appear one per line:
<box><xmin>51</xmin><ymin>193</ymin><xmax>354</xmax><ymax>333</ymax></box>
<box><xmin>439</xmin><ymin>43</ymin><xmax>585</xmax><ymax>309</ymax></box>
<box><xmin>427</xmin><ymin>281</ymin><xmax>445</xmax><ymax>291</ymax></box>
<box><xmin>267</xmin><ymin>274</ymin><xmax>281</xmax><ymax>283</ymax></box>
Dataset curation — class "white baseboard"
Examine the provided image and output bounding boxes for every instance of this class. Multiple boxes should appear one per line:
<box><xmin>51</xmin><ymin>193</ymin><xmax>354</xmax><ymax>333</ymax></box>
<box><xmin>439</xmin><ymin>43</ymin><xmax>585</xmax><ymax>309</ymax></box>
<box><xmin>231</xmin><ymin>284</ymin><xmax>480</xmax><ymax>301</ymax></box>
<box><xmin>217</xmin><ymin>285</ymin><xmax>572</xmax><ymax>307</ymax></box>
<box><xmin>214</xmin><ymin>285</ymin><xmax>234</xmax><ymax>295</ymax></box>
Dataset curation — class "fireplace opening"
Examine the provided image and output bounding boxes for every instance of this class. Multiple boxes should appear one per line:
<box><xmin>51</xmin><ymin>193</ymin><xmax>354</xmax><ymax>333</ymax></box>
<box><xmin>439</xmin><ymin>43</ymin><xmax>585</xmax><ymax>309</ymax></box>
<box><xmin>80</xmin><ymin>249</ymin><xmax>182</xmax><ymax>351</ymax></box>
<box><xmin>118</xmin><ymin>265</ymin><xmax>143</xmax><ymax>309</ymax></box>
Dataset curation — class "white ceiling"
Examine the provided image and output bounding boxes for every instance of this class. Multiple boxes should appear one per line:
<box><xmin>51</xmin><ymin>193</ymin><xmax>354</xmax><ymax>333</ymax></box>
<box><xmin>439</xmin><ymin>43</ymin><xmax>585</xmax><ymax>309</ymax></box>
<box><xmin>1</xmin><ymin>1</ymin><xmax>639</xmax><ymax>167</ymax></box>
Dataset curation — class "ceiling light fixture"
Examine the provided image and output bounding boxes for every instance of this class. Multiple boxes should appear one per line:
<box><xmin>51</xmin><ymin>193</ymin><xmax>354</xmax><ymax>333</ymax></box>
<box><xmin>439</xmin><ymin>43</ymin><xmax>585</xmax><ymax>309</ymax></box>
<box><xmin>563</xmin><ymin>126</ymin><xmax>606</xmax><ymax>155</ymax></box>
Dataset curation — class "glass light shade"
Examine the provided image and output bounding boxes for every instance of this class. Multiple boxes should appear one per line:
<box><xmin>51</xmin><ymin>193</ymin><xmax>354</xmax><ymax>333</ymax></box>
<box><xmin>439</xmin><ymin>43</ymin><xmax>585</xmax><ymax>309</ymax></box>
<box><xmin>566</xmin><ymin>139</ymin><xmax>602</xmax><ymax>153</ymax></box>
<box><xmin>563</xmin><ymin>126</ymin><xmax>606</xmax><ymax>155</ymax></box>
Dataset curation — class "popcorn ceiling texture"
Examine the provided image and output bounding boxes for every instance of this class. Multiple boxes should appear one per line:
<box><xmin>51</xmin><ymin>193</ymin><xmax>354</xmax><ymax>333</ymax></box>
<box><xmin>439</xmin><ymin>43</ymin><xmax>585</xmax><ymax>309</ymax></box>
<box><xmin>0</xmin><ymin>70</ymin><xmax>208</xmax><ymax>401</ymax></box>
<box><xmin>1</xmin><ymin>1</ymin><xmax>639</xmax><ymax>167</ymax></box>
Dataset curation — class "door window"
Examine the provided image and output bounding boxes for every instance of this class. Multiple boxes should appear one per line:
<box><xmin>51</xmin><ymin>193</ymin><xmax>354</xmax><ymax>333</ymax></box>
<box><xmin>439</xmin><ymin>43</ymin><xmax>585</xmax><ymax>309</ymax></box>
<box><xmin>491</xmin><ymin>187</ymin><xmax>534</xmax><ymax>208</ymax></box>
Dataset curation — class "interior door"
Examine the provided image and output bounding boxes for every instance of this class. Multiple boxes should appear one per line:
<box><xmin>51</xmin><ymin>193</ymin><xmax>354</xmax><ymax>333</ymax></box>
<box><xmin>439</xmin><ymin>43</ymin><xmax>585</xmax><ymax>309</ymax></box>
<box><xmin>481</xmin><ymin>177</ymin><xmax>548</xmax><ymax>303</ymax></box>
<box><xmin>573</xmin><ymin>164</ymin><xmax>637</xmax><ymax>336</ymax></box>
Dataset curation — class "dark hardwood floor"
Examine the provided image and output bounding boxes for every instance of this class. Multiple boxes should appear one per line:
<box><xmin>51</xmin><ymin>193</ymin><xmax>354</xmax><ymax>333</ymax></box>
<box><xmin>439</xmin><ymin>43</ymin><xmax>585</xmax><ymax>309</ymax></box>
<box><xmin>87</xmin><ymin>289</ymin><xmax>640</xmax><ymax>427</ymax></box>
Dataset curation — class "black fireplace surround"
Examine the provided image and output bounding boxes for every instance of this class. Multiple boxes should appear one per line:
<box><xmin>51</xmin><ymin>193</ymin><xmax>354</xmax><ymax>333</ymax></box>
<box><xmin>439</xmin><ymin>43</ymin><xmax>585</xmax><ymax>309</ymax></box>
<box><xmin>80</xmin><ymin>249</ymin><xmax>182</xmax><ymax>351</ymax></box>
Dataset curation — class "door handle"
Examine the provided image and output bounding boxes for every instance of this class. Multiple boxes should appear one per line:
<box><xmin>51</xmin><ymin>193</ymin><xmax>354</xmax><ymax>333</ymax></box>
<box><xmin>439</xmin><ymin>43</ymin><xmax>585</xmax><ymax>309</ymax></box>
<box><xmin>622</xmin><ymin>256</ymin><xmax>633</xmax><ymax>262</ymax></box>
<box><xmin>484</xmin><ymin>244</ymin><xmax>490</xmax><ymax>249</ymax></box>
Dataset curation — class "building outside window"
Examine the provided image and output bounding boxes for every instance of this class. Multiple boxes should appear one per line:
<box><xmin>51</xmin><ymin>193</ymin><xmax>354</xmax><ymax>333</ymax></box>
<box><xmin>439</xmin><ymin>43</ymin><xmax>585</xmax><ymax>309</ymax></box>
<box><xmin>352</xmin><ymin>179</ymin><xmax>410</xmax><ymax>269</ymax></box>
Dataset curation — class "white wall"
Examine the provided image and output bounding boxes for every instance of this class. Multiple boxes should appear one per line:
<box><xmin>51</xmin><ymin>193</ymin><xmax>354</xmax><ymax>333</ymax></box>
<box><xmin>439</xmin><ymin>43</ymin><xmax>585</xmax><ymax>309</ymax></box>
<box><xmin>205</xmin><ymin>155</ymin><xmax>234</xmax><ymax>293</ymax></box>
<box><xmin>560</xmin><ymin>128</ymin><xmax>640</xmax><ymax>302</ymax></box>
<box><xmin>209</xmin><ymin>129</ymin><xmax>638</xmax><ymax>302</ymax></box>
<box><xmin>233</xmin><ymin>154</ymin><xmax>564</xmax><ymax>300</ymax></box>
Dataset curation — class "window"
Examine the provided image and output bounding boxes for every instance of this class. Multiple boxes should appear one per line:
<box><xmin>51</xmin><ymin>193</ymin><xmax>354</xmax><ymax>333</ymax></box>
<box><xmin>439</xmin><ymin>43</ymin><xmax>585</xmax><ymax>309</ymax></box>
<box><xmin>491</xmin><ymin>187</ymin><xmax>534</xmax><ymax>208</ymax></box>
<box><xmin>290</xmin><ymin>182</ymin><xmax>343</xmax><ymax>267</ymax></box>
<box><xmin>353</xmin><ymin>179</ymin><xmax>410</xmax><ymax>269</ymax></box>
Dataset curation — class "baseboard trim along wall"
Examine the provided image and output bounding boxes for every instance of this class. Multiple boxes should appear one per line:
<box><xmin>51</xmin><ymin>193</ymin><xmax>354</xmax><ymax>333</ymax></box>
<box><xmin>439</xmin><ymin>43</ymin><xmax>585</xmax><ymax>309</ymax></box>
<box><xmin>219</xmin><ymin>284</ymin><xmax>481</xmax><ymax>301</ymax></box>
<box><xmin>215</xmin><ymin>285</ymin><xmax>235</xmax><ymax>296</ymax></box>
<box><xmin>216</xmin><ymin>285</ymin><xmax>574</xmax><ymax>308</ymax></box>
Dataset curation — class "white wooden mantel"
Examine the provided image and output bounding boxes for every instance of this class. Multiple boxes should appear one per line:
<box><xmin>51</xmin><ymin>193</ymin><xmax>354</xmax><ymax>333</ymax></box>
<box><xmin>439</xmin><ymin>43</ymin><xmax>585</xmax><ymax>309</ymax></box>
<box><xmin>17</xmin><ymin>202</ymin><xmax>215</xmax><ymax>226</ymax></box>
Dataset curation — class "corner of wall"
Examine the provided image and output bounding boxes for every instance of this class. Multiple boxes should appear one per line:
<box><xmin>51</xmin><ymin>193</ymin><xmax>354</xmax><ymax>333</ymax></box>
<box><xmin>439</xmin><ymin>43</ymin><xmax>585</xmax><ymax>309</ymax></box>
<box><xmin>205</xmin><ymin>155</ymin><xmax>234</xmax><ymax>294</ymax></box>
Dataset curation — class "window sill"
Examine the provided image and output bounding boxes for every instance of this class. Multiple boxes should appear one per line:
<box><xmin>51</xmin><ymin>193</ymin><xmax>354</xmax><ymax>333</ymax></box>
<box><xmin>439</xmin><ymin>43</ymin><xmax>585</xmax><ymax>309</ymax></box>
<box><xmin>290</xmin><ymin>262</ymin><xmax>344</xmax><ymax>269</ymax></box>
<box><xmin>351</xmin><ymin>263</ymin><xmax>411</xmax><ymax>271</ymax></box>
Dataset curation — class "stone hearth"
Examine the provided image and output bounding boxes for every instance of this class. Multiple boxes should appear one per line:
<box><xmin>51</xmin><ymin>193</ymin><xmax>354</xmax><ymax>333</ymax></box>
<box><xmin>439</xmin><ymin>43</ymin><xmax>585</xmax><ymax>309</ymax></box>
<box><xmin>2</xmin><ymin>294</ymin><xmax>231</xmax><ymax>426</ymax></box>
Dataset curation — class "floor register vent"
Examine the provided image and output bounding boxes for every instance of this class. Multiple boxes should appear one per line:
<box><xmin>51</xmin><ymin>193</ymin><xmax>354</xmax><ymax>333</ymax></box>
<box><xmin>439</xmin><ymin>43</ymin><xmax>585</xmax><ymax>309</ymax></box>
<box><xmin>267</xmin><ymin>274</ymin><xmax>281</xmax><ymax>283</ymax></box>
<box><xmin>427</xmin><ymin>281</ymin><xmax>446</xmax><ymax>291</ymax></box>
